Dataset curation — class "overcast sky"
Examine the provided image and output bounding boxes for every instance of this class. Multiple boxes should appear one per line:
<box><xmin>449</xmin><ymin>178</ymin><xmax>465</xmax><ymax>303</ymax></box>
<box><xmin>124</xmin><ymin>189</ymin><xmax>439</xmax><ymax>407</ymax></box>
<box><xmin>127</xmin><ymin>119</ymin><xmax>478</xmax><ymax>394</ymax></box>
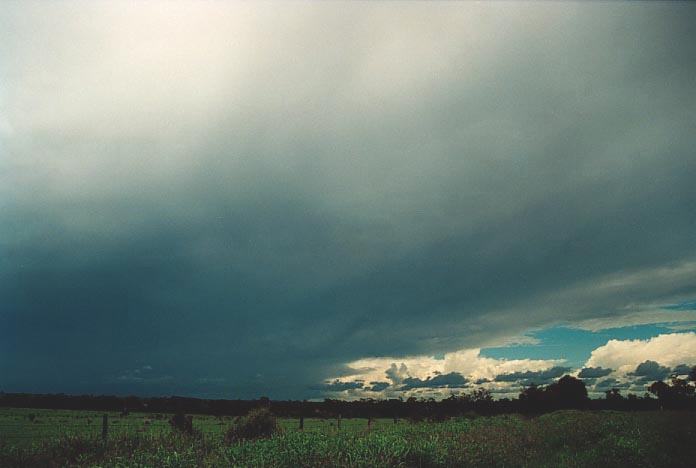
<box><xmin>1</xmin><ymin>1</ymin><xmax>696</xmax><ymax>399</ymax></box>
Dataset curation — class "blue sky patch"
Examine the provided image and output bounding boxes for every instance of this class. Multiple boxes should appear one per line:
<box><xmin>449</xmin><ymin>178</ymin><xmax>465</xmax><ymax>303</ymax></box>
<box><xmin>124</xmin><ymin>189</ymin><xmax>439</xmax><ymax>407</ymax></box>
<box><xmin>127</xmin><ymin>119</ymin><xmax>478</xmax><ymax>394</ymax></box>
<box><xmin>663</xmin><ymin>300</ymin><xmax>696</xmax><ymax>311</ymax></box>
<box><xmin>480</xmin><ymin>324</ymin><xmax>694</xmax><ymax>368</ymax></box>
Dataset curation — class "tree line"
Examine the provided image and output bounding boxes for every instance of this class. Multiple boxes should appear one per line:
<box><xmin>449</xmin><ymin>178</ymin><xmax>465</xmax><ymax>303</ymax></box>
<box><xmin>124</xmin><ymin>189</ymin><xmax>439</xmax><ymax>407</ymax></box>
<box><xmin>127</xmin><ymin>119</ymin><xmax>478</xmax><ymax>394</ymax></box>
<box><xmin>2</xmin><ymin>371</ymin><xmax>695</xmax><ymax>418</ymax></box>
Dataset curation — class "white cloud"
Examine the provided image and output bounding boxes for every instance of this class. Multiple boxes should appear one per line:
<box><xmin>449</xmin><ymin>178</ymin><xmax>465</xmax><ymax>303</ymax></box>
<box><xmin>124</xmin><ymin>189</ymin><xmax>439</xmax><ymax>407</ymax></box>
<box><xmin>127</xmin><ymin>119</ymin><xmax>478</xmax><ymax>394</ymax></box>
<box><xmin>326</xmin><ymin>347</ymin><xmax>564</xmax><ymax>398</ymax></box>
<box><xmin>442</xmin><ymin>349</ymin><xmax>564</xmax><ymax>381</ymax></box>
<box><xmin>330</xmin><ymin>332</ymin><xmax>696</xmax><ymax>398</ymax></box>
<box><xmin>585</xmin><ymin>333</ymin><xmax>696</xmax><ymax>375</ymax></box>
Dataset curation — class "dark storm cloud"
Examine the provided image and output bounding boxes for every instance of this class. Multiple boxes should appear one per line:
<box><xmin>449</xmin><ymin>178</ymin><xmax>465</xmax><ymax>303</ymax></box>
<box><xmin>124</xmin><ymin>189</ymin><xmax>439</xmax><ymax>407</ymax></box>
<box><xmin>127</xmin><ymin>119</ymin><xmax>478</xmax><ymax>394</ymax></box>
<box><xmin>401</xmin><ymin>372</ymin><xmax>468</xmax><ymax>390</ymax></box>
<box><xmin>594</xmin><ymin>378</ymin><xmax>630</xmax><ymax>391</ymax></box>
<box><xmin>315</xmin><ymin>380</ymin><xmax>364</xmax><ymax>392</ymax></box>
<box><xmin>2</xmin><ymin>2</ymin><xmax>696</xmax><ymax>398</ymax></box>
<box><xmin>367</xmin><ymin>382</ymin><xmax>390</xmax><ymax>392</ymax></box>
<box><xmin>629</xmin><ymin>361</ymin><xmax>671</xmax><ymax>383</ymax></box>
<box><xmin>495</xmin><ymin>367</ymin><xmax>571</xmax><ymax>386</ymax></box>
<box><xmin>578</xmin><ymin>367</ymin><xmax>613</xmax><ymax>379</ymax></box>
<box><xmin>671</xmin><ymin>364</ymin><xmax>693</xmax><ymax>376</ymax></box>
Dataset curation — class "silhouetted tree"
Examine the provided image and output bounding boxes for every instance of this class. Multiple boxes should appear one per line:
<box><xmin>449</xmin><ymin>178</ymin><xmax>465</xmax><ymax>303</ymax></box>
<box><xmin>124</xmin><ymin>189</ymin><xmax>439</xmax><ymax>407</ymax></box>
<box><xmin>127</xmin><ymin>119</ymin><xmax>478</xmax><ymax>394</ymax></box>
<box><xmin>471</xmin><ymin>388</ymin><xmax>494</xmax><ymax>415</ymax></box>
<box><xmin>649</xmin><ymin>380</ymin><xmax>671</xmax><ymax>409</ymax></box>
<box><xmin>519</xmin><ymin>383</ymin><xmax>545</xmax><ymax>413</ymax></box>
<box><xmin>670</xmin><ymin>377</ymin><xmax>694</xmax><ymax>396</ymax></box>
<box><xmin>546</xmin><ymin>375</ymin><xmax>588</xmax><ymax>409</ymax></box>
<box><xmin>258</xmin><ymin>396</ymin><xmax>271</xmax><ymax>408</ymax></box>
<box><xmin>604</xmin><ymin>388</ymin><xmax>625</xmax><ymax>409</ymax></box>
<box><xmin>605</xmin><ymin>388</ymin><xmax>623</xmax><ymax>401</ymax></box>
<box><xmin>688</xmin><ymin>365</ymin><xmax>696</xmax><ymax>383</ymax></box>
<box><xmin>647</xmin><ymin>377</ymin><xmax>696</xmax><ymax>409</ymax></box>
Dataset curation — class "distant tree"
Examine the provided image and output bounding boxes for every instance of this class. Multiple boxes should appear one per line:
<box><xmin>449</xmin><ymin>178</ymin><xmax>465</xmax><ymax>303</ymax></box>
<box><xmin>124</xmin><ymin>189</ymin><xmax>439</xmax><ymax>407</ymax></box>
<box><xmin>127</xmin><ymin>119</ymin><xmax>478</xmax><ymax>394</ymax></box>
<box><xmin>546</xmin><ymin>375</ymin><xmax>588</xmax><ymax>409</ymax></box>
<box><xmin>258</xmin><ymin>396</ymin><xmax>271</xmax><ymax>408</ymax></box>
<box><xmin>605</xmin><ymin>388</ymin><xmax>624</xmax><ymax>402</ymax></box>
<box><xmin>471</xmin><ymin>388</ymin><xmax>493</xmax><ymax>402</ymax></box>
<box><xmin>670</xmin><ymin>377</ymin><xmax>695</xmax><ymax>397</ymax></box>
<box><xmin>688</xmin><ymin>366</ymin><xmax>696</xmax><ymax>382</ymax></box>
<box><xmin>648</xmin><ymin>380</ymin><xmax>671</xmax><ymax>409</ymax></box>
<box><xmin>648</xmin><ymin>380</ymin><xmax>669</xmax><ymax>397</ymax></box>
<box><xmin>467</xmin><ymin>388</ymin><xmax>493</xmax><ymax>415</ymax></box>
<box><xmin>405</xmin><ymin>396</ymin><xmax>425</xmax><ymax>421</ymax></box>
<box><xmin>603</xmin><ymin>388</ymin><xmax>625</xmax><ymax>410</ymax></box>
<box><xmin>441</xmin><ymin>393</ymin><xmax>469</xmax><ymax>416</ymax></box>
<box><xmin>653</xmin><ymin>376</ymin><xmax>696</xmax><ymax>409</ymax></box>
<box><xmin>519</xmin><ymin>383</ymin><xmax>545</xmax><ymax>413</ymax></box>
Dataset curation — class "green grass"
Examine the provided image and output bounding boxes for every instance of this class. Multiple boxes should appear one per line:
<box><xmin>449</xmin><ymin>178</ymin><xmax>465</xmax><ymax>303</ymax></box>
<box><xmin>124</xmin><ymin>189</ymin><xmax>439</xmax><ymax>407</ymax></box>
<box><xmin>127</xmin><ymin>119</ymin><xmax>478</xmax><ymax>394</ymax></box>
<box><xmin>0</xmin><ymin>408</ymin><xmax>389</xmax><ymax>445</ymax></box>
<box><xmin>1</xmin><ymin>408</ymin><xmax>695</xmax><ymax>467</ymax></box>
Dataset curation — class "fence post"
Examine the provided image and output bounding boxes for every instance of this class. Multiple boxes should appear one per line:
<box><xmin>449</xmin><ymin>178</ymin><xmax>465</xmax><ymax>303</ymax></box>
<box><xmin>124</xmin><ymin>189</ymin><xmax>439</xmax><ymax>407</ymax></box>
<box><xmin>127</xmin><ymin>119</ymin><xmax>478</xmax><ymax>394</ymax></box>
<box><xmin>337</xmin><ymin>413</ymin><xmax>341</xmax><ymax>430</ymax></box>
<box><xmin>102</xmin><ymin>414</ymin><xmax>108</xmax><ymax>442</ymax></box>
<box><xmin>368</xmin><ymin>416</ymin><xmax>372</xmax><ymax>430</ymax></box>
<box><xmin>299</xmin><ymin>415</ymin><xmax>304</xmax><ymax>430</ymax></box>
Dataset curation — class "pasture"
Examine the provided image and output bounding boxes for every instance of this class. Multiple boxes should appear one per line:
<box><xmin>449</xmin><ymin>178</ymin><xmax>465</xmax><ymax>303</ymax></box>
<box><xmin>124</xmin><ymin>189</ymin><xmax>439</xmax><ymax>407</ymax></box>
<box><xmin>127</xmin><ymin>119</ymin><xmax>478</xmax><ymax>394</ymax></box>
<box><xmin>1</xmin><ymin>408</ymin><xmax>695</xmax><ymax>467</ymax></box>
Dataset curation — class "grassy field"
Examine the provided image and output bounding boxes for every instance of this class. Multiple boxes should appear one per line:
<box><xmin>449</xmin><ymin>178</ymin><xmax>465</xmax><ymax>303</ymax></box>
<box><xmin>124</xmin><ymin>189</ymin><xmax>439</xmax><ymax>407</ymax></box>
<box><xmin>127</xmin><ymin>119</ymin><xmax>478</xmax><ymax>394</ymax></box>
<box><xmin>0</xmin><ymin>407</ymin><xmax>391</xmax><ymax>446</ymax></box>
<box><xmin>1</xmin><ymin>408</ymin><xmax>695</xmax><ymax>467</ymax></box>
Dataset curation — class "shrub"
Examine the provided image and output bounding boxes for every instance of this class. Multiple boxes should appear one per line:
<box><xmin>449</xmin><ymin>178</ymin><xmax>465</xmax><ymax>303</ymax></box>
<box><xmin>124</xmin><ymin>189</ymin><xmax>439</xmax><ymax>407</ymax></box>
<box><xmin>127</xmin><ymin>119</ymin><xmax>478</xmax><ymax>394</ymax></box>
<box><xmin>169</xmin><ymin>412</ymin><xmax>199</xmax><ymax>437</ymax></box>
<box><xmin>225</xmin><ymin>407</ymin><xmax>279</xmax><ymax>443</ymax></box>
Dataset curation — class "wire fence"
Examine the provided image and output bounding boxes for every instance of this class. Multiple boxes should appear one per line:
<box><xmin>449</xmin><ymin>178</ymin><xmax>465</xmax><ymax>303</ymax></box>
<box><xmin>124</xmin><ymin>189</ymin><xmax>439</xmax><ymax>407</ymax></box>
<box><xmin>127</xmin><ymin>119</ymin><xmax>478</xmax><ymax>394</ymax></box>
<box><xmin>0</xmin><ymin>420</ymin><xmax>233</xmax><ymax>440</ymax></box>
<box><xmin>0</xmin><ymin>414</ymin><xmax>393</xmax><ymax>444</ymax></box>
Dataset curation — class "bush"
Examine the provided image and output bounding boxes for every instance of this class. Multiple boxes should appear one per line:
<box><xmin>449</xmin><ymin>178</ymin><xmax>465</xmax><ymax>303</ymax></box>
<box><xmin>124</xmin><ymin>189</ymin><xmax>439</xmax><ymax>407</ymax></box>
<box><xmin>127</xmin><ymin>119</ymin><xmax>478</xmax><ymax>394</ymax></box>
<box><xmin>169</xmin><ymin>412</ymin><xmax>200</xmax><ymax>437</ymax></box>
<box><xmin>225</xmin><ymin>407</ymin><xmax>279</xmax><ymax>443</ymax></box>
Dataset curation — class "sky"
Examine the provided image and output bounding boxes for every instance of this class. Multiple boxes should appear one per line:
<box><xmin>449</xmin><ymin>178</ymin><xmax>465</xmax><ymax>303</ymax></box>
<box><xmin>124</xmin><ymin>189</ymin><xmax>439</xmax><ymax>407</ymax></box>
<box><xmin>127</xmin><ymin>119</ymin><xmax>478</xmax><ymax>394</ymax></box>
<box><xmin>1</xmin><ymin>1</ymin><xmax>696</xmax><ymax>400</ymax></box>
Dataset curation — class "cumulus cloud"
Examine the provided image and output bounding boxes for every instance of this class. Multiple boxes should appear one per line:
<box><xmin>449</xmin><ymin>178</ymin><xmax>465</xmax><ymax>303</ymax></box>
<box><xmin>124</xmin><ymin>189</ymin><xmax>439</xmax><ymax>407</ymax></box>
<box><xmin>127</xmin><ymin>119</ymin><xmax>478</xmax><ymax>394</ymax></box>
<box><xmin>401</xmin><ymin>372</ymin><xmax>468</xmax><ymax>390</ymax></box>
<box><xmin>580</xmin><ymin>333</ymin><xmax>696</xmax><ymax>390</ymax></box>
<box><xmin>578</xmin><ymin>367</ymin><xmax>613</xmax><ymax>379</ymax></box>
<box><xmin>594</xmin><ymin>378</ymin><xmax>630</xmax><ymax>391</ymax></box>
<box><xmin>494</xmin><ymin>367</ymin><xmax>571</xmax><ymax>385</ymax></box>
<box><xmin>385</xmin><ymin>363</ymin><xmax>409</xmax><ymax>386</ymax></box>
<box><xmin>366</xmin><ymin>381</ymin><xmax>390</xmax><ymax>392</ymax></box>
<box><xmin>585</xmin><ymin>333</ymin><xmax>696</xmax><ymax>376</ymax></box>
<box><xmin>2</xmin><ymin>2</ymin><xmax>696</xmax><ymax>398</ymax></box>
<box><xmin>671</xmin><ymin>364</ymin><xmax>693</xmax><ymax>376</ymax></box>
<box><xmin>316</xmin><ymin>380</ymin><xmax>364</xmax><ymax>392</ymax></box>
<box><xmin>328</xmin><ymin>348</ymin><xmax>565</xmax><ymax>398</ymax></box>
<box><xmin>628</xmin><ymin>361</ymin><xmax>671</xmax><ymax>383</ymax></box>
